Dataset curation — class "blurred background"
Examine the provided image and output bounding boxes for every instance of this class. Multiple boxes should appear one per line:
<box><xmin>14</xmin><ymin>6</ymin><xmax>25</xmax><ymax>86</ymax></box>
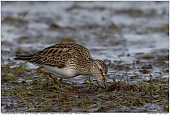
<box><xmin>1</xmin><ymin>1</ymin><xmax>169</xmax><ymax>61</ymax></box>
<box><xmin>1</xmin><ymin>1</ymin><xmax>169</xmax><ymax>112</ymax></box>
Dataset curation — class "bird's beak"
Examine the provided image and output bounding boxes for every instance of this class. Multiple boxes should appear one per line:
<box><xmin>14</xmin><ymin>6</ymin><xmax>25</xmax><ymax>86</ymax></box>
<box><xmin>102</xmin><ymin>76</ymin><xmax>107</xmax><ymax>89</ymax></box>
<box><xmin>102</xmin><ymin>77</ymin><xmax>106</xmax><ymax>83</ymax></box>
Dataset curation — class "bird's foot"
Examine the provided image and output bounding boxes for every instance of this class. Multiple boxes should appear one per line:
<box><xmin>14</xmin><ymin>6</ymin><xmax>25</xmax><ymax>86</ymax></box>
<box><xmin>36</xmin><ymin>67</ymin><xmax>61</xmax><ymax>87</ymax></box>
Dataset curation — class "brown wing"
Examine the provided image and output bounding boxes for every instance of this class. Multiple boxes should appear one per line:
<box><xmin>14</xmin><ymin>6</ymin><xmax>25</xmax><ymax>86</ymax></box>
<box><xmin>71</xmin><ymin>43</ymin><xmax>92</xmax><ymax>61</ymax></box>
<box><xmin>30</xmin><ymin>47</ymin><xmax>72</xmax><ymax>68</ymax></box>
<box><xmin>29</xmin><ymin>43</ymin><xmax>92</xmax><ymax>68</ymax></box>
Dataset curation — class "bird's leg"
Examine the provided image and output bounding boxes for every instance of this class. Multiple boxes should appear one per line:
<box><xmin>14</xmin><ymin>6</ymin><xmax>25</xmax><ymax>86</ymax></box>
<box><xmin>36</xmin><ymin>67</ymin><xmax>61</xmax><ymax>86</ymax></box>
<box><xmin>36</xmin><ymin>67</ymin><xmax>49</xmax><ymax>81</ymax></box>
<box><xmin>59</xmin><ymin>78</ymin><xmax>63</xmax><ymax>83</ymax></box>
<box><xmin>88</xmin><ymin>76</ymin><xmax>93</xmax><ymax>88</ymax></box>
<box><xmin>48</xmin><ymin>73</ymin><xmax>61</xmax><ymax>86</ymax></box>
<box><xmin>103</xmin><ymin>80</ymin><xmax>107</xmax><ymax>90</ymax></box>
<box><xmin>101</xmin><ymin>78</ymin><xmax>107</xmax><ymax>90</ymax></box>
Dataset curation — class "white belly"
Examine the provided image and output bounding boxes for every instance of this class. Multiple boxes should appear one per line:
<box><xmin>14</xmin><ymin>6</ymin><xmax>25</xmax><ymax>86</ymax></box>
<box><xmin>43</xmin><ymin>65</ymin><xmax>77</xmax><ymax>79</ymax></box>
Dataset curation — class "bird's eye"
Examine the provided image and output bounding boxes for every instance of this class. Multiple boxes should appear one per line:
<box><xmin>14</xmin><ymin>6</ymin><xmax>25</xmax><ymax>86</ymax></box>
<box><xmin>99</xmin><ymin>69</ymin><xmax>102</xmax><ymax>72</ymax></box>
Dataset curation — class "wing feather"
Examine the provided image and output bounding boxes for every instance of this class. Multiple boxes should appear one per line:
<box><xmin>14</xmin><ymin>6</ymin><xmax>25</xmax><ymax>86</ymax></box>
<box><xmin>16</xmin><ymin>43</ymin><xmax>92</xmax><ymax>68</ymax></box>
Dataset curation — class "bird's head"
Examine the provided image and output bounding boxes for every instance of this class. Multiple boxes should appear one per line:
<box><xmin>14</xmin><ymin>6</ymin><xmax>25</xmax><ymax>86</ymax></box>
<box><xmin>91</xmin><ymin>59</ymin><xmax>108</xmax><ymax>83</ymax></box>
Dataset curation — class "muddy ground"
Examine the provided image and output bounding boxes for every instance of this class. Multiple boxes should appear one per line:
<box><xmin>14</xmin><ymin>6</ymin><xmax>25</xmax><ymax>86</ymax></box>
<box><xmin>1</xmin><ymin>1</ymin><xmax>169</xmax><ymax>112</ymax></box>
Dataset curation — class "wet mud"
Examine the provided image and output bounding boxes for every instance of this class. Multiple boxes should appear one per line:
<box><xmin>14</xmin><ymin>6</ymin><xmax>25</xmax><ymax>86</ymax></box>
<box><xmin>1</xmin><ymin>1</ymin><xmax>169</xmax><ymax>112</ymax></box>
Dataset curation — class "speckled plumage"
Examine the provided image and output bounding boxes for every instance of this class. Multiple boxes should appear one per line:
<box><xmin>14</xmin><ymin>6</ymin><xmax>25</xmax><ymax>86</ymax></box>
<box><xmin>15</xmin><ymin>43</ymin><xmax>108</xmax><ymax>82</ymax></box>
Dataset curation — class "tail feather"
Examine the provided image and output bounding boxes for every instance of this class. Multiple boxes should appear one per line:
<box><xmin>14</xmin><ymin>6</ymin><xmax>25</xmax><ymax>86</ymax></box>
<box><xmin>14</xmin><ymin>54</ymin><xmax>34</xmax><ymax>61</ymax></box>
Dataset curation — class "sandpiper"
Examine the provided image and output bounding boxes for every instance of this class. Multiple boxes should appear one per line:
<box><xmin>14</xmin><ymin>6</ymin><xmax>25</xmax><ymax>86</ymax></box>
<box><xmin>14</xmin><ymin>43</ymin><xmax>108</xmax><ymax>85</ymax></box>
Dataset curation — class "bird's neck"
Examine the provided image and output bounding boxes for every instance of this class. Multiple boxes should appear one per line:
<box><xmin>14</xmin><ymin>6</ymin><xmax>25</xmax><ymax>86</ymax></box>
<box><xmin>77</xmin><ymin>59</ymin><xmax>94</xmax><ymax>76</ymax></box>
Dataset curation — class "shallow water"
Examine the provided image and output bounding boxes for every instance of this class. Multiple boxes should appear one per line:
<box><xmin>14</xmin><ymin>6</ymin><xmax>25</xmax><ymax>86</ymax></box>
<box><xmin>1</xmin><ymin>1</ymin><xmax>169</xmax><ymax>112</ymax></box>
